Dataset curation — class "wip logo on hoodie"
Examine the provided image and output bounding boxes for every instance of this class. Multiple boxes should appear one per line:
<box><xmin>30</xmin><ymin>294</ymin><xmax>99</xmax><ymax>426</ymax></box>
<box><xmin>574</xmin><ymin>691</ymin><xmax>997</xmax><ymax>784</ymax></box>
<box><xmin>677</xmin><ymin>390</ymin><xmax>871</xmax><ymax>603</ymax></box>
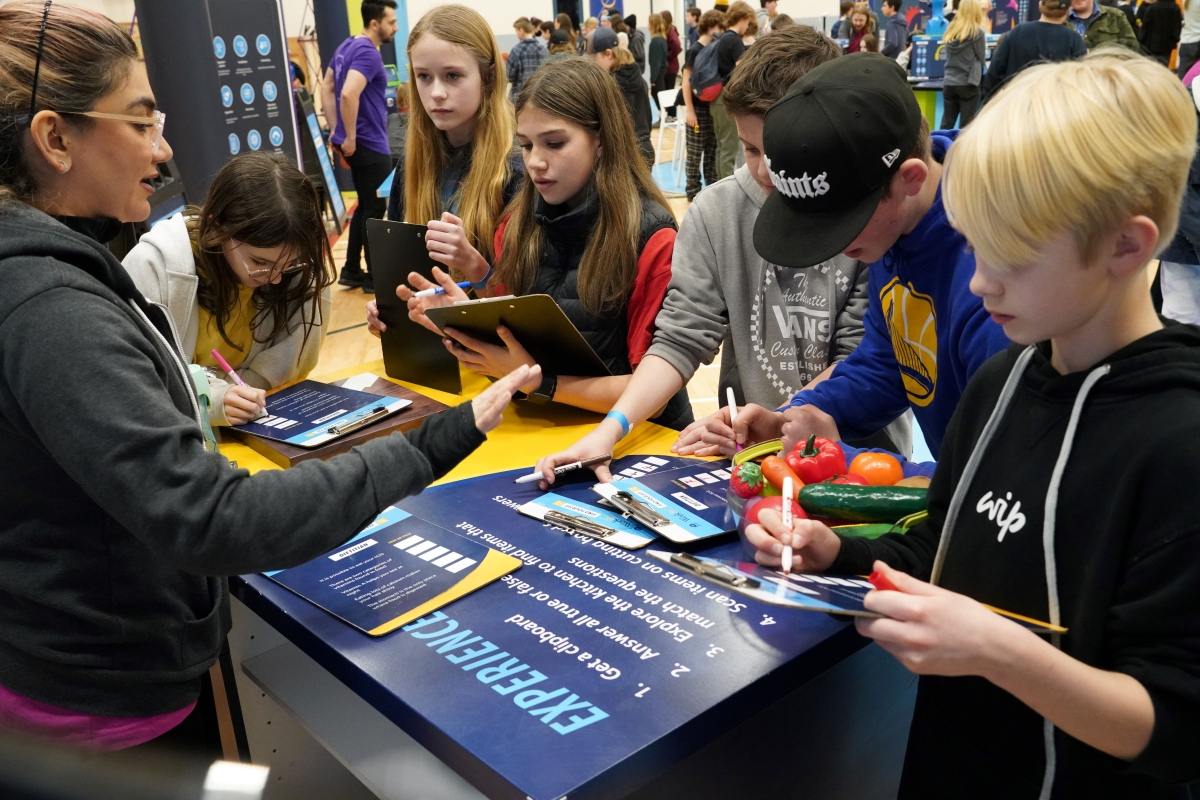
<box><xmin>976</xmin><ymin>491</ymin><xmax>1027</xmax><ymax>542</ymax></box>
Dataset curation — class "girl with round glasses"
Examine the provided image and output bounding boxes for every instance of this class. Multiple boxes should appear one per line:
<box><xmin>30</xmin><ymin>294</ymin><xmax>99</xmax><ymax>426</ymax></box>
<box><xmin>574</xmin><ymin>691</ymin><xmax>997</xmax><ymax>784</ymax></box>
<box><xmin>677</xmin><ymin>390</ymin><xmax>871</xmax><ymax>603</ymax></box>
<box><xmin>124</xmin><ymin>152</ymin><xmax>335</xmax><ymax>425</ymax></box>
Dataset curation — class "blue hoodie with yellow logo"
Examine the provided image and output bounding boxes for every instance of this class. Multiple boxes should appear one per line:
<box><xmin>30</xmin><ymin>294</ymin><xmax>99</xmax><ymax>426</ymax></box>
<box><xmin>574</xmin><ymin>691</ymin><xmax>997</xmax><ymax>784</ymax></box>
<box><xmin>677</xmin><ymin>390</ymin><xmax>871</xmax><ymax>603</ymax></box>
<box><xmin>779</xmin><ymin>131</ymin><xmax>1009</xmax><ymax>459</ymax></box>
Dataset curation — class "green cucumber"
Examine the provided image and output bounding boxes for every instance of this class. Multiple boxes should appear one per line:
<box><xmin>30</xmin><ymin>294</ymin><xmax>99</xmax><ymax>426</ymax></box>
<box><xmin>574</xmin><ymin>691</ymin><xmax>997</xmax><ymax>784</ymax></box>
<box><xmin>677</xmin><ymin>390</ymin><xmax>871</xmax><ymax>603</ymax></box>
<box><xmin>799</xmin><ymin>483</ymin><xmax>927</xmax><ymax>523</ymax></box>
<box><xmin>831</xmin><ymin>523</ymin><xmax>904</xmax><ymax>539</ymax></box>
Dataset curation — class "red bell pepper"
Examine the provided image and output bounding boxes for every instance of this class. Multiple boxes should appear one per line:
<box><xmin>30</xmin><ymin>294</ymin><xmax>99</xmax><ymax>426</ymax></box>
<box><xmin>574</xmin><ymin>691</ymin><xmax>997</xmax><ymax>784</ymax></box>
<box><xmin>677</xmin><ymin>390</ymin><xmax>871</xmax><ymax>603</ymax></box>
<box><xmin>785</xmin><ymin>434</ymin><xmax>846</xmax><ymax>484</ymax></box>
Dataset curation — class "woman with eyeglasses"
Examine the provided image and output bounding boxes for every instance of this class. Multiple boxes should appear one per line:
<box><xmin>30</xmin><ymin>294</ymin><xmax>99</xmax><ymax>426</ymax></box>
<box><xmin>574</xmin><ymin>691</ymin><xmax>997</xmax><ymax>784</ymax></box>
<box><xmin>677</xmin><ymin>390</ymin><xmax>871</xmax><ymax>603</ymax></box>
<box><xmin>0</xmin><ymin>1</ymin><xmax>535</xmax><ymax>752</ymax></box>
<box><xmin>123</xmin><ymin>153</ymin><xmax>335</xmax><ymax>425</ymax></box>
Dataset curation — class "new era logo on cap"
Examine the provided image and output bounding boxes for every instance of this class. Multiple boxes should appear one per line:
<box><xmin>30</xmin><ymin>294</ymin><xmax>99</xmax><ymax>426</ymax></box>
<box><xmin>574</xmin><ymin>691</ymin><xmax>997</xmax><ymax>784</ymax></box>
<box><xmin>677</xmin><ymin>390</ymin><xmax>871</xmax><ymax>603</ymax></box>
<box><xmin>753</xmin><ymin>54</ymin><xmax>924</xmax><ymax>268</ymax></box>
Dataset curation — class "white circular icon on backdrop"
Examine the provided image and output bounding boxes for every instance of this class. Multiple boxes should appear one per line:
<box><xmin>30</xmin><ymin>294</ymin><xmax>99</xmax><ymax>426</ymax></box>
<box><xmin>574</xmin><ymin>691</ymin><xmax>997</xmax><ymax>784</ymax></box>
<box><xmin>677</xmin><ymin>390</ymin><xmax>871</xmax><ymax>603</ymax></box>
<box><xmin>256</xmin><ymin>34</ymin><xmax>271</xmax><ymax>55</ymax></box>
<box><xmin>213</xmin><ymin>36</ymin><xmax>226</xmax><ymax>59</ymax></box>
<box><xmin>228</xmin><ymin>133</ymin><xmax>241</xmax><ymax>155</ymax></box>
<box><xmin>247</xmin><ymin>130</ymin><xmax>262</xmax><ymax>151</ymax></box>
<box><xmin>233</xmin><ymin>35</ymin><xmax>248</xmax><ymax>58</ymax></box>
<box><xmin>262</xmin><ymin>81</ymin><xmax>277</xmax><ymax>102</ymax></box>
<box><xmin>220</xmin><ymin>86</ymin><xmax>233</xmax><ymax>107</ymax></box>
<box><xmin>240</xmin><ymin>83</ymin><xmax>255</xmax><ymax>104</ymax></box>
<box><xmin>269</xmin><ymin>127</ymin><xmax>284</xmax><ymax>147</ymax></box>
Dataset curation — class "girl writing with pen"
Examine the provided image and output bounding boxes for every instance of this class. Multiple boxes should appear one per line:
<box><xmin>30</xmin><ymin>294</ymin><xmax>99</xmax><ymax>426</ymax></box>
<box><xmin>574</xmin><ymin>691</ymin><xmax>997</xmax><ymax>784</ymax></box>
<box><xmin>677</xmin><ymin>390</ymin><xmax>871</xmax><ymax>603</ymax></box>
<box><xmin>372</xmin><ymin>58</ymin><xmax>694</xmax><ymax>430</ymax></box>
<box><xmin>123</xmin><ymin>152</ymin><xmax>332</xmax><ymax>425</ymax></box>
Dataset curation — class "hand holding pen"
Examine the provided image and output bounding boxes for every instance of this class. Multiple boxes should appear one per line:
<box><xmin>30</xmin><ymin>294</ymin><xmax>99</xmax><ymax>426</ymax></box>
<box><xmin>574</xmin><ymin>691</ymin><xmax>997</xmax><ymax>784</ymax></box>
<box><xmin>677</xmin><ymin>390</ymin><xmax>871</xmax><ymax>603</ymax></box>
<box><xmin>411</xmin><ymin>281</ymin><xmax>472</xmax><ymax>298</ymax></box>
<box><xmin>210</xmin><ymin>349</ymin><xmax>267</xmax><ymax>424</ymax></box>
<box><xmin>515</xmin><ymin>454</ymin><xmax>613</xmax><ymax>485</ymax></box>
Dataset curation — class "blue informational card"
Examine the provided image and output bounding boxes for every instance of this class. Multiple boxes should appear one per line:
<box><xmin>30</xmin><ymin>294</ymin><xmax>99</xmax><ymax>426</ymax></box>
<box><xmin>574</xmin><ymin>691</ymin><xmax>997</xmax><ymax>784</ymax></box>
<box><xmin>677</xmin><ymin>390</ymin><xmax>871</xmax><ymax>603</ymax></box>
<box><xmin>644</xmin><ymin>551</ymin><xmax>1068</xmax><ymax>633</ymax></box>
<box><xmin>266</xmin><ymin>507</ymin><xmax>522</xmax><ymax>636</ymax></box>
<box><xmin>593</xmin><ymin>459</ymin><xmax>735</xmax><ymax>543</ymax></box>
<box><xmin>645</xmin><ymin>550</ymin><xmax>882</xmax><ymax>616</ymax></box>
<box><xmin>517</xmin><ymin>492</ymin><xmax>659</xmax><ymax>550</ymax></box>
<box><xmin>232</xmin><ymin>379</ymin><xmax>411</xmax><ymax>448</ymax></box>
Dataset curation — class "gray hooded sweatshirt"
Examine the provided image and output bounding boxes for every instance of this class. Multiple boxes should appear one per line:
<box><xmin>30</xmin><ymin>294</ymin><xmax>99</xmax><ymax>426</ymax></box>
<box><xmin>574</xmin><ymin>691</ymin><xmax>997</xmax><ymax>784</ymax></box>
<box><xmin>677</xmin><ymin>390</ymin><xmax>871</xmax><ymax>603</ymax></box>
<box><xmin>645</xmin><ymin>166</ymin><xmax>912</xmax><ymax>453</ymax></box>
<box><xmin>0</xmin><ymin>201</ymin><xmax>484</xmax><ymax>717</ymax></box>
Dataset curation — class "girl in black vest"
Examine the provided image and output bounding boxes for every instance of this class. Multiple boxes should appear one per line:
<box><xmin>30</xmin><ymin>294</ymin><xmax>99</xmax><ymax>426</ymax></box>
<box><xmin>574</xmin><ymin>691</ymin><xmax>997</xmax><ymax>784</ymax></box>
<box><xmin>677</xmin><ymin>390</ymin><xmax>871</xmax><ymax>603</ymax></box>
<box><xmin>401</xmin><ymin>58</ymin><xmax>694</xmax><ymax>430</ymax></box>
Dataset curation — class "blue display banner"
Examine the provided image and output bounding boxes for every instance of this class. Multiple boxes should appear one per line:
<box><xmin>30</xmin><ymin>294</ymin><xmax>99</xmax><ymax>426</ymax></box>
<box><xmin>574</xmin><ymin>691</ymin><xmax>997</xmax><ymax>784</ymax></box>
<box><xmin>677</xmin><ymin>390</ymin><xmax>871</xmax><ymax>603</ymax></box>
<box><xmin>209</xmin><ymin>0</ymin><xmax>299</xmax><ymax>167</ymax></box>
<box><xmin>305</xmin><ymin>111</ymin><xmax>346</xmax><ymax>219</ymax></box>
<box><xmin>590</xmin><ymin>0</ymin><xmax>624</xmax><ymax>19</ymax></box>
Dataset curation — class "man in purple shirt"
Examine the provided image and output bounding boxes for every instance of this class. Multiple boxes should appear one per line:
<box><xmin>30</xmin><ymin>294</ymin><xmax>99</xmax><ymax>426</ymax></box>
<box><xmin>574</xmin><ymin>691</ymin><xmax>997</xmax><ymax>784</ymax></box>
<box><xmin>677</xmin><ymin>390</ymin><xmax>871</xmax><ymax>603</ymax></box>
<box><xmin>321</xmin><ymin>0</ymin><xmax>398</xmax><ymax>293</ymax></box>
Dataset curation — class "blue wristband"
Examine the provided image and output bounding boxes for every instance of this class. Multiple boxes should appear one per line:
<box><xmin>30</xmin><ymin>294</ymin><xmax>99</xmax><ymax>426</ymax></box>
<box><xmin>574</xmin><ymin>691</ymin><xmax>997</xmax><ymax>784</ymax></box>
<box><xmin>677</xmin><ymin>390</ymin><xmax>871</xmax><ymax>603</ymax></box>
<box><xmin>605</xmin><ymin>410</ymin><xmax>631</xmax><ymax>438</ymax></box>
<box><xmin>471</xmin><ymin>264</ymin><xmax>495</xmax><ymax>292</ymax></box>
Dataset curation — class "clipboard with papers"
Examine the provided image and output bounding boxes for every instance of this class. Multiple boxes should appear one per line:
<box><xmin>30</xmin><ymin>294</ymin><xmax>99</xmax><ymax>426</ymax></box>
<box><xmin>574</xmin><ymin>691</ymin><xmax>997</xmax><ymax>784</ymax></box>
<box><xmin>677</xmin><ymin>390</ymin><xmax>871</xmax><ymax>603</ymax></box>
<box><xmin>229</xmin><ymin>379</ymin><xmax>411</xmax><ymax>449</ymax></box>
<box><xmin>647</xmin><ymin>551</ymin><xmax>1068</xmax><ymax>633</ymax></box>
<box><xmin>425</xmin><ymin>295</ymin><xmax>612</xmax><ymax>378</ymax></box>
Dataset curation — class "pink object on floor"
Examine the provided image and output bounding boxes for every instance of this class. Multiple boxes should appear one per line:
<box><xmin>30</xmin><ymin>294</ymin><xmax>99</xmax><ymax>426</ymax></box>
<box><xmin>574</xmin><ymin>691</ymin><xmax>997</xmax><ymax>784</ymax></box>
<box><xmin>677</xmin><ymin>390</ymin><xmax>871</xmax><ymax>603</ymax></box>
<box><xmin>0</xmin><ymin>682</ymin><xmax>195</xmax><ymax>751</ymax></box>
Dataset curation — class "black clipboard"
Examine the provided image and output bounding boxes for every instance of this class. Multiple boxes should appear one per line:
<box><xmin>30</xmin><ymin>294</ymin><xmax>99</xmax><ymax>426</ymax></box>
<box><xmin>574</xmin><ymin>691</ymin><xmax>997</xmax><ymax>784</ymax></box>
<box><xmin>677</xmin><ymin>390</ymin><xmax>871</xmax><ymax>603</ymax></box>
<box><xmin>366</xmin><ymin>219</ymin><xmax>462</xmax><ymax>394</ymax></box>
<box><xmin>425</xmin><ymin>295</ymin><xmax>612</xmax><ymax>378</ymax></box>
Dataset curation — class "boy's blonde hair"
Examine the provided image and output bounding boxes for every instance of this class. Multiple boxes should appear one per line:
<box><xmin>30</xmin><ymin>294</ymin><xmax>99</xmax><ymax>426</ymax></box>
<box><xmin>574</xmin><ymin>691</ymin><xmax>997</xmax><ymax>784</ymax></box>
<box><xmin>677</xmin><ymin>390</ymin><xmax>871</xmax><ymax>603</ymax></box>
<box><xmin>944</xmin><ymin>51</ymin><xmax>1197</xmax><ymax>271</ymax></box>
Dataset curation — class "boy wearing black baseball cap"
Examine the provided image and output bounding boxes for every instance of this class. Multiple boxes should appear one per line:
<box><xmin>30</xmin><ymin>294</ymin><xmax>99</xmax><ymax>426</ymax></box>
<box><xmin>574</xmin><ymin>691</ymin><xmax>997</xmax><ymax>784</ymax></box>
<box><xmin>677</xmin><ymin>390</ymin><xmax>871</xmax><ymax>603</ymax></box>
<box><xmin>722</xmin><ymin>53</ymin><xmax>1010</xmax><ymax>459</ymax></box>
<box><xmin>534</xmin><ymin>28</ymin><xmax>912</xmax><ymax>485</ymax></box>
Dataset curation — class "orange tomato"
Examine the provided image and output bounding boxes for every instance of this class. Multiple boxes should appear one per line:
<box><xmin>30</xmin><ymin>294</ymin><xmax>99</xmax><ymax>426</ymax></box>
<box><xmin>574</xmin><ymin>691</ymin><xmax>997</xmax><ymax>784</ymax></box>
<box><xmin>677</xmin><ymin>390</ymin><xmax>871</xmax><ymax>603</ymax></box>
<box><xmin>848</xmin><ymin>452</ymin><xmax>904</xmax><ymax>486</ymax></box>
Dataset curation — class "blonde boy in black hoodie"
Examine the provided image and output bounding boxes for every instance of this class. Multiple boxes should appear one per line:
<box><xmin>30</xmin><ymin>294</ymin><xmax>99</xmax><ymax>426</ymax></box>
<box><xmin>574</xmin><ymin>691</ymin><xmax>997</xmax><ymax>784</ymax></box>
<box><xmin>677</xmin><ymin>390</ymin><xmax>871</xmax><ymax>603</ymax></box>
<box><xmin>747</xmin><ymin>52</ymin><xmax>1200</xmax><ymax>798</ymax></box>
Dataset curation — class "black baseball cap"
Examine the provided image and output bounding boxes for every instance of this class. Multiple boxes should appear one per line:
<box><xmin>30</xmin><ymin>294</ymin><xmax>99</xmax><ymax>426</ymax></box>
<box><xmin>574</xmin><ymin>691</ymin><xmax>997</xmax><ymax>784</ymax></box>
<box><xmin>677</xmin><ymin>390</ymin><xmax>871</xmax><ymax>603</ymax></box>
<box><xmin>754</xmin><ymin>53</ymin><xmax>923</xmax><ymax>268</ymax></box>
<box><xmin>592</xmin><ymin>27</ymin><xmax>619</xmax><ymax>53</ymax></box>
<box><xmin>550</xmin><ymin>29</ymin><xmax>571</xmax><ymax>46</ymax></box>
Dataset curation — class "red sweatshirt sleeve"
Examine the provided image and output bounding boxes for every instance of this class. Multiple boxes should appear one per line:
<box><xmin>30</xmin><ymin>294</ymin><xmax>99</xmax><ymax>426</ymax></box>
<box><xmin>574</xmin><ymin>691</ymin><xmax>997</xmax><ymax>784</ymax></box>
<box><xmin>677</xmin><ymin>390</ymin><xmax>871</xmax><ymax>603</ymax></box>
<box><xmin>490</xmin><ymin>219</ymin><xmax>508</xmax><ymax>295</ymax></box>
<box><xmin>626</xmin><ymin>228</ymin><xmax>676</xmax><ymax>366</ymax></box>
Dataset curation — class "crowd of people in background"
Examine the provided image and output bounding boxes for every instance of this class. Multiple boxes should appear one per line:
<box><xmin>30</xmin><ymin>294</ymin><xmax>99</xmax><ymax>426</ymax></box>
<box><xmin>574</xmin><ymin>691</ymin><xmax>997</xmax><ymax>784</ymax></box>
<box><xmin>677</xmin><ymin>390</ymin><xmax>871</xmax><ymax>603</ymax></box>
<box><xmin>319</xmin><ymin>0</ymin><xmax>1200</xmax><ymax>339</ymax></box>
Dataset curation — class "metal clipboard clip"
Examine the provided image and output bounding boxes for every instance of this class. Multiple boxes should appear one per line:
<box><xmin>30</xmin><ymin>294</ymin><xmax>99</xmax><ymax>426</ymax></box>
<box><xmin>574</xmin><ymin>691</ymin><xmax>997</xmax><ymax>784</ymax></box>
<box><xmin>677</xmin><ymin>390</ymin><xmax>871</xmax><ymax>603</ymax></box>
<box><xmin>599</xmin><ymin>490</ymin><xmax>670</xmax><ymax>529</ymax></box>
<box><xmin>327</xmin><ymin>406</ymin><xmax>389</xmax><ymax>435</ymax></box>
<box><xmin>669</xmin><ymin>552</ymin><xmax>760</xmax><ymax>589</ymax></box>
<box><xmin>542</xmin><ymin>510</ymin><xmax>623</xmax><ymax>542</ymax></box>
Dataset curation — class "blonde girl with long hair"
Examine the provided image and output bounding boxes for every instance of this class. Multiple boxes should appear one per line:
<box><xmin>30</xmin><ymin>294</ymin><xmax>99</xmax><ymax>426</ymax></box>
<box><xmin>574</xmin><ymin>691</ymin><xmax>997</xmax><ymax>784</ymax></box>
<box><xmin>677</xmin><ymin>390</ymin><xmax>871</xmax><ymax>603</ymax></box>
<box><xmin>399</xmin><ymin>59</ymin><xmax>695</xmax><ymax>430</ymax></box>
<box><xmin>941</xmin><ymin>0</ymin><xmax>988</xmax><ymax>127</ymax></box>
<box><xmin>370</xmin><ymin>4</ymin><xmax>523</xmax><ymax>331</ymax></box>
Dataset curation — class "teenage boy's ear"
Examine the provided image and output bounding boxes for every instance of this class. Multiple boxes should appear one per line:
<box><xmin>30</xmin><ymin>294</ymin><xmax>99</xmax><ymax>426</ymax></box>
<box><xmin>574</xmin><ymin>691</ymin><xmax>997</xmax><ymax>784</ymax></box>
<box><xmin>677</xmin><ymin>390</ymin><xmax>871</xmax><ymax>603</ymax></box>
<box><xmin>1105</xmin><ymin>215</ymin><xmax>1159</xmax><ymax>278</ymax></box>
<box><xmin>895</xmin><ymin>158</ymin><xmax>930</xmax><ymax>200</ymax></box>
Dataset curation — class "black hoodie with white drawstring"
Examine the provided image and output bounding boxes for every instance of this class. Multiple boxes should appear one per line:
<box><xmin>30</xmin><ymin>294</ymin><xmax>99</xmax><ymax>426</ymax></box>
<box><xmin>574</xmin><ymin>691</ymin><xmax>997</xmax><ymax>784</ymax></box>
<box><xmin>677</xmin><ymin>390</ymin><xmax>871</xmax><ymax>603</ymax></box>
<box><xmin>831</xmin><ymin>322</ymin><xmax>1200</xmax><ymax>798</ymax></box>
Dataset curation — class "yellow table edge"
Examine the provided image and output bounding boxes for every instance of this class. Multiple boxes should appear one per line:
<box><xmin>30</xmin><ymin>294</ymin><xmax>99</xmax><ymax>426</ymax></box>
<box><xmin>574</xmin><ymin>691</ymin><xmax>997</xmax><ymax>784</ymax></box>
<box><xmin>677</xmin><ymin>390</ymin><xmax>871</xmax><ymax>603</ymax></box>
<box><xmin>218</xmin><ymin>360</ymin><xmax>691</xmax><ymax>482</ymax></box>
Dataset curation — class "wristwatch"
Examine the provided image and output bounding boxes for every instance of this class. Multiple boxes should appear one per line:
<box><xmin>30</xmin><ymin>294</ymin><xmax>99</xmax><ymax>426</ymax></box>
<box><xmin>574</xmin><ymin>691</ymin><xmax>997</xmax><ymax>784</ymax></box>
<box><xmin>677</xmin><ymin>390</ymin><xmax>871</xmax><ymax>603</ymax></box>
<box><xmin>524</xmin><ymin>372</ymin><xmax>558</xmax><ymax>405</ymax></box>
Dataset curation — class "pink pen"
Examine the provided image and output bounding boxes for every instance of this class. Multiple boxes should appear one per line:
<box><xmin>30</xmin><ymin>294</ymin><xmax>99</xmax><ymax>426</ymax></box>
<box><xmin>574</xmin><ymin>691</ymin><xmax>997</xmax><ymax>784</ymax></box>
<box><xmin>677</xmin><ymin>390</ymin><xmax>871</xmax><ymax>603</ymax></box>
<box><xmin>210</xmin><ymin>349</ymin><xmax>267</xmax><ymax>412</ymax></box>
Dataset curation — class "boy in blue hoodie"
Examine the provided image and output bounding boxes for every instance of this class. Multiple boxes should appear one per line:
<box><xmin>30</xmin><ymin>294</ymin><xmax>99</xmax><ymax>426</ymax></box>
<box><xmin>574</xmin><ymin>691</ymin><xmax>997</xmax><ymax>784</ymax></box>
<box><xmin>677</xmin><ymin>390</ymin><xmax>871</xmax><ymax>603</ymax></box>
<box><xmin>702</xmin><ymin>53</ymin><xmax>1009</xmax><ymax>459</ymax></box>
